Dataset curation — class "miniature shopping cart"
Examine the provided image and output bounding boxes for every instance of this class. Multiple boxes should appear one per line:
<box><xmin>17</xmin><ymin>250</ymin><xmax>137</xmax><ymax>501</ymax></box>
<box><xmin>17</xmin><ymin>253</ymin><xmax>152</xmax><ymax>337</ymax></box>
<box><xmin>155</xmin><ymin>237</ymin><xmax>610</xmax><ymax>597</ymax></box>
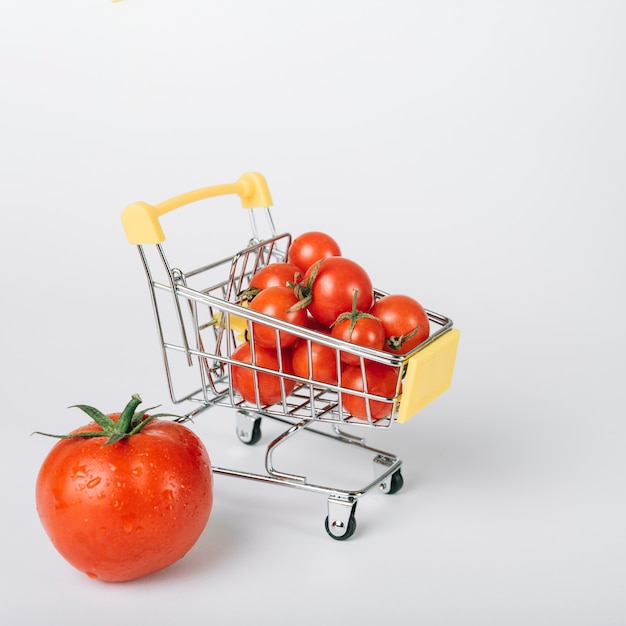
<box><xmin>121</xmin><ymin>172</ymin><xmax>460</xmax><ymax>540</ymax></box>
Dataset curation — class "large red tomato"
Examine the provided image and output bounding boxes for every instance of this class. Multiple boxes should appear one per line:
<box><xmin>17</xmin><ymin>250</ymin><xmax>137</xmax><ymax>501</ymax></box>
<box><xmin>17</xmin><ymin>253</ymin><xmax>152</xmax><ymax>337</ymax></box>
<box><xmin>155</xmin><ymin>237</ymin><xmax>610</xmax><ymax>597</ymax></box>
<box><xmin>287</xmin><ymin>231</ymin><xmax>341</xmax><ymax>272</ymax></box>
<box><xmin>340</xmin><ymin>362</ymin><xmax>400</xmax><ymax>421</ymax></box>
<box><xmin>35</xmin><ymin>395</ymin><xmax>213</xmax><ymax>582</ymax></box>
<box><xmin>299</xmin><ymin>257</ymin><xmax>373</xmax><ymax>328</ymax></box>
<box><xmin>230</xmin><ymin>342</ymin><xmax>296</xmax><ymax>405</ymax></box>
<box><xmin>247</xmin><ymin>285</ymin><xmax>308</xmax><ymax>348</ymax></box>
<box><xmin>369</xmin><ymin>294</ymin><xmax>430</xmax><ymax>354</ymax></box>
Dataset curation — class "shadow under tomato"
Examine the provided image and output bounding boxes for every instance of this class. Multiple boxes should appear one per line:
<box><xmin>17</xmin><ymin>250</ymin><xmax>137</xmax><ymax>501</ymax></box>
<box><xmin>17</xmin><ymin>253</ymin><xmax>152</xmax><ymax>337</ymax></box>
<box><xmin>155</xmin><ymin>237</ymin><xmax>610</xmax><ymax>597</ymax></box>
<box><xmin>125</xmin><ymin>510</ymin><xmax>241</xmax><ymax>585</ymax></box>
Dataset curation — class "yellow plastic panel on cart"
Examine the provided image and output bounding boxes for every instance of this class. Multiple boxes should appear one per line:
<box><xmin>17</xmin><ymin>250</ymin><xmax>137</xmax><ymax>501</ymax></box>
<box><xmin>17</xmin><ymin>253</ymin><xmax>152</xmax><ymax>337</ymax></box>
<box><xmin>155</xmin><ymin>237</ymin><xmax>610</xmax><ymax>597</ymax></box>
<box><xmin>213</xmin><ymin>312</ymin><xmax>249</xmax><ymax>343</ymax></box>
<box><xmin>396</xmin><ymin>329</ymin><xmax>460</xmax><ymax>423</ymax></box>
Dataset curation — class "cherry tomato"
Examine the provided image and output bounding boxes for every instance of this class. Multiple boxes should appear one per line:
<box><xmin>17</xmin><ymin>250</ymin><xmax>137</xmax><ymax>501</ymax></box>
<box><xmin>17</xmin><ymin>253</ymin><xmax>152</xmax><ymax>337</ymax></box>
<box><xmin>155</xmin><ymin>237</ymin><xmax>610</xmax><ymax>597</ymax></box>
<box><xmin>300</xmin><ymin>257</ymin><xmax>373</xmax><ymax>328</ymax></box>
<box><xmin>340</xmin><ymin>362</ymin><xmax>400</xmax><ymax>421</ymax></box>
<box><xmin>330</xmin><ymin>292</ymin><xmax>385</xmax><ymax>365</ymax></box>
<box><xmin>247</xmin><ymin>285</ymin><xmax>308</xmax><ymax>348</ymax></box>
<box><xmin>370</xmin><ymin>294</ymin><xmax>430</xmax><ymax>354</ymax></box>
<box><xmin>287</xmin><ymin>231</ymin><xmax>341</xmax><ymax>272</ymax></box>
<box><xmin>35</xmin><ymin>395</ymin><xmax>213</xmax><ymax>582</ymax></box>
<box><xmin>292</xmin><ymin>338</ymin><xmax>342</xmax><ymax>385</ymax></box>
<box><xmin>230</xmin><ymin>342</ymin><xmax>296</xmax><ymax>406</ymax></box>
<box><xmin>240</xmin><ymin>262</ymin><xmax>304</xmax><ymax>303</ymax></box>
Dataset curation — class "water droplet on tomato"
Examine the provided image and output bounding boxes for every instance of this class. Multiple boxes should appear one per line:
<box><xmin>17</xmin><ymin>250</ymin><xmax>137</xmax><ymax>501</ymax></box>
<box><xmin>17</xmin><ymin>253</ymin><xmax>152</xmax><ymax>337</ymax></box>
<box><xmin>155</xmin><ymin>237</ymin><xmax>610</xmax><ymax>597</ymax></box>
<box><xmin>86</xmin><ymin>477</ymin><xmax>101</xmax><ymax>489</ymax></box>
<box><xmin>71</xmin><ymin>464</ymin><xmax>87</xmax><ymax>480</ymax></box>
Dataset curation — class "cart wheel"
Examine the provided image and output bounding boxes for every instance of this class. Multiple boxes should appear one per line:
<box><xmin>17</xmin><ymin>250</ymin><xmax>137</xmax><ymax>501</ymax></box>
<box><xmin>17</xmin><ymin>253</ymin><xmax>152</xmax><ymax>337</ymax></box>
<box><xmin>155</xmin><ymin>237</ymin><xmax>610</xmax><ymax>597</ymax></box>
<box><xmin>325</xmin><ymin>514</ymin><xmax>357</xmax><ymax>541</ymax></box>
<box><xmin>383</xmin><ymin>470</ymin><xmax>404</xmax><ymax>495</ymax></box>
<box><xmin>373</xmin><ymin>455</ymin><xmax>403</xmax><ymax>494</ymax></box>
<box><xmin>235</xmin><ymin>412</ymin><xmax>262</xmax><ymax>445</ymax></box>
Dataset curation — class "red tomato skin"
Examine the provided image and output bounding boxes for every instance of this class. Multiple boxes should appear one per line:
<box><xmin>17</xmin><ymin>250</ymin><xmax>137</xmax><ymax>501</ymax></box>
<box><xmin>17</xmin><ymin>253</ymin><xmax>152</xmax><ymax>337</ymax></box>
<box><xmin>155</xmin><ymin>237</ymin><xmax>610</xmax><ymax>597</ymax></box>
<box><xmin>35</xmin><ymin>418</ymin><xmax>213</xmax><ymax>582</ymax></box>
<box><xmin>330</xmin><ymin>316</ymin><xmax>385</xmax><ymax>366</ymax></box>
<box><xmin>231</xmin><ymin>342</ymin><xmax>296</xmax><ymax>405</ymax></box>
<box><xmin>247</xmin><ymin>286</ymin><xmax>308</xmax><ymax>348</ymax></box>
<box><xmin>306</xmin><ymin>314</ymin><xmax>331</xmax><ymax>334</ymax></box>
<box><xmin>305</xmin><ymin>257</ymin><xmax>374</xmax><ymax>327</ymax></box>
<box><xmin>287</xmin><ymin>231</ymin><xmax>341</xmax><ymax>272</ymax></box>
<box><xmin>249</xmin><ymin>262</ymin><xmax>303</xmax><ymax>290</ymax></box>
<box><xmin>292</xmin><ymin>339</ymin><xmax>342</xmax><ymax>385</ymax></box>
<box><xmin>370</xmin><ymin>294</ymin><xmax>431</xmax><ymax>354</ymax></box>
<box><xmin>340</xmin><ymin>362</ymin><xmax>400</xmax><ymax>421</ymax></box>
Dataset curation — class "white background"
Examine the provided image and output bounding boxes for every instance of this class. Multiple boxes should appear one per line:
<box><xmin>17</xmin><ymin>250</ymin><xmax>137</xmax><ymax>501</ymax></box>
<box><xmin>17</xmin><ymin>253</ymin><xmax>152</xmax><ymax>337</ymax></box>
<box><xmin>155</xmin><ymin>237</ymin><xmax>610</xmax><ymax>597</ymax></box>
<box><xmin>2</xmin><ymin>1</ymin><xmax>625</xmax><ymax>624</ymax></box>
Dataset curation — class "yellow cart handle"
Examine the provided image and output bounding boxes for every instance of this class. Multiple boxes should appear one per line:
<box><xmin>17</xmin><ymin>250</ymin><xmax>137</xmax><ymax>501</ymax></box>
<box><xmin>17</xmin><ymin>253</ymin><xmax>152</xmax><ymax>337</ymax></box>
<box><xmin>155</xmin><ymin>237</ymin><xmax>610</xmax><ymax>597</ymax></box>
<box><xmin>121</xmin><ymin>172</ymin><xmax>273</xmax><ymax>244</ymax></box>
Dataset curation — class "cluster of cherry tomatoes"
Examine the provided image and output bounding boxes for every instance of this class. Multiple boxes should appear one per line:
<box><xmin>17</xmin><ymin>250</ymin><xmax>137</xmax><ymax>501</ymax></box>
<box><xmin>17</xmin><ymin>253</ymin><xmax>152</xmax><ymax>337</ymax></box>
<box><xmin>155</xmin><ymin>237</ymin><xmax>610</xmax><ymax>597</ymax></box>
<box><xmin>230</xmin><ymin>231</ymin><xmax>430</xmax><ymax>421</ymax></box>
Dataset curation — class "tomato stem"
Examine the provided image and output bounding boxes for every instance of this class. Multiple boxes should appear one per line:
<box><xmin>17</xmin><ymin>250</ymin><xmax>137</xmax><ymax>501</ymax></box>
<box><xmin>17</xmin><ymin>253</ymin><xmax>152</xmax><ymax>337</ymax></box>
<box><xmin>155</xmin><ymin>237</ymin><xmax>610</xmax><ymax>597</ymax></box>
<box><xmin>32</xmin><ymin>394</ymin><xmax>183</xmax><ymax>446</ymax></box>
<box><xmin>330</xmin><ymin>289</ymin><xmax>380</xmax><ymax>340</ymax></box>
<box><xmin>287</xmin><ymin>258</ymin><xmax>323</xmax><ymax>312</ymax></box>
<box><xmin>238</xmin><ymin>285</ymin><xmax>261</xmax><ymax>304</ymax></box>
<box><xmin>386</xmin><ymin>325</ymin><xmax>422</xmax><ymax>352</ymax></box>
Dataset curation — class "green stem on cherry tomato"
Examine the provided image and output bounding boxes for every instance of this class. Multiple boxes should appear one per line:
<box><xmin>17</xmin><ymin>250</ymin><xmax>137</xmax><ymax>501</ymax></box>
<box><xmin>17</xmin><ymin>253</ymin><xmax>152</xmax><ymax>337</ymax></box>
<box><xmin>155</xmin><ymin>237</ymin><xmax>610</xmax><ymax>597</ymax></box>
<box><xmin>238</xmin><ymin>285</ymin><xmax>261</xmax><ymax>304</ymax></box>
<box><xmin>386</xmin><ymin>325</ymin><xmax>422</xmax><ymax>352</ymax></box>
<box><xmin>286</xmin><ymin>258</ymin><xmax>323</xmax><ymax>312</ymax></box>
<box><xmin>330</xmin><ymin>289</ymin><xmax>380</xmax><ymax>340</ymax></box>
<box><xmin>32</xmin><ymin>394</ymin><xmax>182</xmax><ymax>446</ymax></box>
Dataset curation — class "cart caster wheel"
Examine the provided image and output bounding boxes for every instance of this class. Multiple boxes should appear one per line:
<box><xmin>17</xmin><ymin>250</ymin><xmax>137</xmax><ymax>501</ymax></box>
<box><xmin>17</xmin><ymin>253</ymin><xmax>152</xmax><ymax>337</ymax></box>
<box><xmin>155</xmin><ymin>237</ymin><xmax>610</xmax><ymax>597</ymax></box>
<box><xmin>235</xmin><ymin>412</ymin><xmax>262</xmax><ymax>445</ymax></box>
<box><xmin>382</xmin><ymin>470</ymin><xmax>404</xmax><ymax>495</ymax></box>
<box><xmin>373</xmin><ymin>455</ymin><xmax>403</xmax><ymax>494</ymax></box>
<box><xmin>325</xmin><ymin>514</ymin><xmax>357</xmax><ymax>541</ymax></box>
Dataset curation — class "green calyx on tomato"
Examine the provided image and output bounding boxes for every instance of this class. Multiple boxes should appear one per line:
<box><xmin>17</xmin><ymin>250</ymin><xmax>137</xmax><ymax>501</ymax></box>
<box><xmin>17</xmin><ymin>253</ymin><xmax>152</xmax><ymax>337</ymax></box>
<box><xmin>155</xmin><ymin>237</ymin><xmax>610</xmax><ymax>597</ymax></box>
<box><xmin>287</xmin><ymin>258</ymin><xmax>323</xmax><ymax>311</ymax></box>
<box><xmin>33</xmin><ymin>394</ymin><xmax>181</xmax><ymax>446</ymax></box>
<box><xmin>330</xmin><ymin>289</ymin><xmax>379</xmax><ymax>340</ymax></box>
<box><xmin>238</xmin><ymin>285</ymin><xmax>262</xmax><ymax>304</ymax></box>
<box><xmin>385</xmin><ymin>325</ymin><xmax>422</xmax><ymax>352</ymax></box>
